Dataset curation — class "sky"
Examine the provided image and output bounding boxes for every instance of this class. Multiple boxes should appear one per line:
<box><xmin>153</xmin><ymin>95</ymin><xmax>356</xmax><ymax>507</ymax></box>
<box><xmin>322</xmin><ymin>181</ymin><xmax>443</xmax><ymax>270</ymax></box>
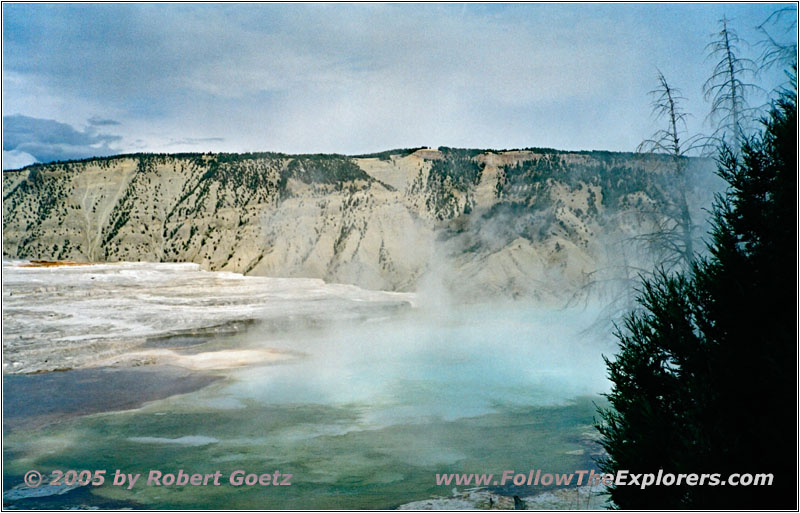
<box><xmin>2</xmin><ymin>3</ymin><xmax>796</xmax><ymax>169</ymax></box>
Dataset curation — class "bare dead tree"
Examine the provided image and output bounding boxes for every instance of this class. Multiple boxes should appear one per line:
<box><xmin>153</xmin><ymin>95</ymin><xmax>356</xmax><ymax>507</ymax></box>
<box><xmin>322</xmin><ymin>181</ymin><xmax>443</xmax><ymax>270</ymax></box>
<box><xmin>756</xmin><ymin>8</ymin><xmax>798</xmax><ymax>103</ymax></box>
<box><xmin>637</xmin><ymin>70</ymin><xmax>707</xmax><ymax>271</ymax></box>
<box><xmin>568</xmin><ymin>72</ymin><xmax>708</xmax><ymax>324</ymax></box>
<box><xmin>757</xmin><ymin>8</ymin><xmax>797</xmax><ymax>73</ymax></box>
<box><xmin>703</xmin><ymin>17</ymin><xmax>761</xmax><ymax>149</ymax></box>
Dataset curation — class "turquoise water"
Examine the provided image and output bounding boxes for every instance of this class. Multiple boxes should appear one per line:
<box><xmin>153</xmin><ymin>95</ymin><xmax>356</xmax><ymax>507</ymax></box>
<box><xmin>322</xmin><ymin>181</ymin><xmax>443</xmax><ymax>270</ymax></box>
<box><xmin>4</xmin><ymin>303</ymin><xmax>613</xmax><ymax>509</ymax></box>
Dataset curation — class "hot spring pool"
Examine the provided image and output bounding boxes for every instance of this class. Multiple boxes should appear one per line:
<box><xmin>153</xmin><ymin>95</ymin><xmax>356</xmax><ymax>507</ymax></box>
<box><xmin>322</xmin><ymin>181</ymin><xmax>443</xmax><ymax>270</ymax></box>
<box><xmin>3</xmin><ymin>261</ymin><xmax>613</xmax><ymax>509</ymax></box>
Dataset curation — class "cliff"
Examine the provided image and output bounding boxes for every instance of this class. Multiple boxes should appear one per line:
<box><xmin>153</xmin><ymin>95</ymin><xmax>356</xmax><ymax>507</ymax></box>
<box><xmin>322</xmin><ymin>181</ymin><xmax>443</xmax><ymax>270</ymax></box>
<box><xmin>2</xmin><ymin>147</ymin><xmax>714</xmax><ymax>302</ymax></box>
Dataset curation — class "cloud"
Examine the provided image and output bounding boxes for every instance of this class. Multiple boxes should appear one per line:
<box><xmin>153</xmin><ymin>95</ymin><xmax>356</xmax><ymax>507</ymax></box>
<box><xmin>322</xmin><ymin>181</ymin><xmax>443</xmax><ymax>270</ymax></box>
<box><xmin>2</xmin><ymin>4</ymin><xmax>795</xmax><ymax>155</ymax></box>
<box><xmin>2</xmin><ymin>149</ymin><xmax>38</xmax><ymax>170</ymax></box>
<box><xmin>87</xmin><ymin>116</ymin><xmax>121</xmax><ymax>127</ymax></box>
<box><xmin>3</xmin><ymin>115</ymin><xmax>122</xmax><ymax>164</ymax></box>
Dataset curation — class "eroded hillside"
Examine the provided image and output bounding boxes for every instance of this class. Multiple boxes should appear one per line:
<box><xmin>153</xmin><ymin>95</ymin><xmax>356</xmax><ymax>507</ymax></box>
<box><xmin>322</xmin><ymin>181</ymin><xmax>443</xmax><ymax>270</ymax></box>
<box><xmin>2</xmin><ymin>148</ymin><xmax>714</xmax><ymax>302</ymax></box>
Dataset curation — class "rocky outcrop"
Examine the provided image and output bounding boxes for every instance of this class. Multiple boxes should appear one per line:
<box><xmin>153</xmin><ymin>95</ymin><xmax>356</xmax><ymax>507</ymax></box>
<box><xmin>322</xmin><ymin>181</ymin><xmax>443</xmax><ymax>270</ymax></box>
<box><xmin>2</xmin><ymin>147</ymin><xmax>714</xmax><ymax>301</ymax></box>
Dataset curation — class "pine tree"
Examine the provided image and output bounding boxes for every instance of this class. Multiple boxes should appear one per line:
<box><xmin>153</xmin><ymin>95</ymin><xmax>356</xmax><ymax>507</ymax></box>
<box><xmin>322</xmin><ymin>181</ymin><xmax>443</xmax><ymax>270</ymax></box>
<box><xmin>596</xmin><ymin>76</ymin><xmax>796</xmax><ymax>509</ymax></box>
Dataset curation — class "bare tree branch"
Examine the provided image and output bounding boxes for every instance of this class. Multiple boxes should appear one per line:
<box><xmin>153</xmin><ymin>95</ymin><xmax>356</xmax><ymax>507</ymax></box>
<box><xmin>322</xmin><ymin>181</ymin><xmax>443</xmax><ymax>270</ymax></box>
<box><xmin>703</xmin><ymin>17</ymin><xmax>761</xmax><ymax>148</ymax></box>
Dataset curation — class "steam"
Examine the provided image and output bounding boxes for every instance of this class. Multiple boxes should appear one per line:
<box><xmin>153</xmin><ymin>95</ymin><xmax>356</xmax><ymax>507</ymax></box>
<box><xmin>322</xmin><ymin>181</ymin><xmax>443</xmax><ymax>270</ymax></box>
<box><xmin>221</xmin><ymin>300</ymin><xmax>615</xmax><ymax>430</ymax></box>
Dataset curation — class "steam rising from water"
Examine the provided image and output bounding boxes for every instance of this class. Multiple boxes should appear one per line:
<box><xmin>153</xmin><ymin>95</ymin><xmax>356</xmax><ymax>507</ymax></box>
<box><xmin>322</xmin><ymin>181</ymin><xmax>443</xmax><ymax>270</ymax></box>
<box><xmin>3</xmin><ymin>260</ymin><xmax>615</xmax><ymax>509</ymax></box>
<box><xmin>225</xmin><ymin>302</ymin><xmax>613</xmax><ymax>427</ymax></box>
<box><xmin>3</xmin><ymin>260</ymin><xmax>613</xmax><ymax>410</ymax></box>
